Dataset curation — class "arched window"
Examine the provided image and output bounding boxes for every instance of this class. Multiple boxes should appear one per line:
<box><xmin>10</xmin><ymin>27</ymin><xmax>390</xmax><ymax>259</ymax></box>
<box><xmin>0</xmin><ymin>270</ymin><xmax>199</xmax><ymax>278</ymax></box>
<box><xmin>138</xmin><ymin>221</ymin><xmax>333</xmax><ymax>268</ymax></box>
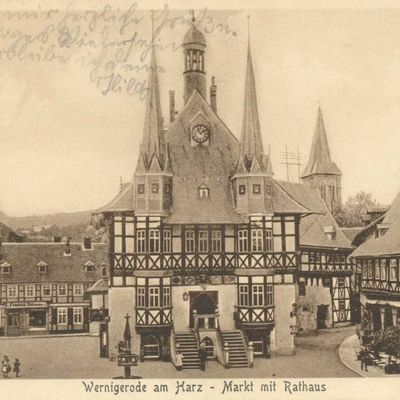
<box><xmin>200</xmin><ymin>337</ymin><xmax>214</xmax><ymax>358</ymax></box>
<box><xmin>198</xmin><ymin>184</ymin><xmax>209</xmax><ymax>198</ymax></box>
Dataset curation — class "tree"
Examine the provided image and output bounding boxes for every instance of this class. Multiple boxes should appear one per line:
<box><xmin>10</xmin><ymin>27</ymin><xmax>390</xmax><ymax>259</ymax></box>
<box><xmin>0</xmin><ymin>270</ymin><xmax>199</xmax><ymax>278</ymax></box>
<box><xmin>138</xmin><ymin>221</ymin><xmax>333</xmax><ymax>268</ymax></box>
<box><xmin>335</xmin><ymin>191</ymin><xmax>379</xmax><ymax>227</ymax></box>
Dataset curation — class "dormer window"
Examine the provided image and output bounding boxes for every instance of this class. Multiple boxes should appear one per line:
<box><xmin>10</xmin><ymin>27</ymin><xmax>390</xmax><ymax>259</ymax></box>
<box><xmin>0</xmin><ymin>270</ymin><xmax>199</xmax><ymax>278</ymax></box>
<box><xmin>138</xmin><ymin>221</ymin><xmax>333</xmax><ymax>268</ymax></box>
<box><xmin>239</xmin><ymin>185</ymin><xmax>246</xmax><ymax>195</ymax></box>
<box><xmin>84</xmin><ymin>261</ymin><xmax>96</xmax><ymax>272</ymax></box>
<box><xmin>0</xmin><ymin>262</ymin><xmax>11</xmax><ymax>274</ymax></box>
<box><xmin>37</xmin><ymin>261</ymin><xmax>48</xmax><ymax>273</ymax></box>
<box><xmin>198</xmin><ymin>185</ymin><xmax>209</xmax><ymax>198</ymax></box>
<box><xmin>376</xmin><ymin>223</ymin><xmax>389</xmax><ymax>238</ymax></box>
<box><xmin>323</xmin><ymin>225</ymin><xmax>336</xmax><ymax>241</ymax></box>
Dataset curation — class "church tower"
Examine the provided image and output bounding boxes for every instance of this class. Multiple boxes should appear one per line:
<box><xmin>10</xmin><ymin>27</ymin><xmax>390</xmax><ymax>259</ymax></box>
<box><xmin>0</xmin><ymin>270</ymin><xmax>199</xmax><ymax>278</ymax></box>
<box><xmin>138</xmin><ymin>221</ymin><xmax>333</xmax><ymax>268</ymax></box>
<box><xmin>134</xmin><ymin>26</ymin><xmax>173</xmax><ymax>215</ymax></box>
<box><xmin>231</xmin><ymin>33</ymin><xmax>274</xmax><ymax>215</ymax></box>
<box><xmin>301</xmin><ymin>107</ymin><xmax>342</xmax><ymax>212</ymax></box>
<box><xmin>182</xmin><ymin>15</ymin><xmax>207</xmax><ymax>104</ymax></box>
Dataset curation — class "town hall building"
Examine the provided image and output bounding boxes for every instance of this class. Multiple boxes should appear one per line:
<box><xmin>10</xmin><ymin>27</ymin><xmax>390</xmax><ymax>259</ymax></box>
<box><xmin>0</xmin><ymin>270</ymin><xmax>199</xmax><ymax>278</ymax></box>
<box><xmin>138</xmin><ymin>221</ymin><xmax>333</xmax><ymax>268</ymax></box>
<box><xmin>96</xmin><ymin>19</ymin><xmax>359</xmax><ymax>368</ymax></box>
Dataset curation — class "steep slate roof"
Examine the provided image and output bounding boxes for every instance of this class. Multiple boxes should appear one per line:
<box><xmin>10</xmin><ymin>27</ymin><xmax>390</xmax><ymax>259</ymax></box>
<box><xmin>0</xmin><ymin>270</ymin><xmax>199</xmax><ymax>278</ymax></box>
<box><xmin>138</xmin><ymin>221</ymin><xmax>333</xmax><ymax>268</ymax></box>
<box><xmin>87</xmin><ymin>278</ymin><xmax>108</xmax><ymax>293</ymax></box>
<box><xmin>183</xmin><ymin>22</ymin><xmax>206</xmax><ymax>47</ymax></box>
<box><xmin>278</xmin><ymin>181</ymin><xmax>353</xmax><ymax>250</ymax></box>
<box><xmin>341</xmin><ymin>227</ymin><xmax>364</xmax><ymax>242</ymax></box>
<box><xmin>301</xmin><ymin>108</ymin><xmax>341</xmax><ymax>178</ymax></box>
<box><xmin>0</xmin><ymin>222</ymin><xmax>25</xmax><ymax>242</ymax></box>
<box><xmin>95</xmin><ymin>182</ymin><xmax>135</xmax><ymax>214</ymax></box>
<box><xmin>0</xmin><ymin>243</ymin><xmax>106</xmax><ymax>283</ymax></box>
<box><xmin>352</xmin><ymin>191</ymin><xmax>400</xmax><ymax>257</ymax></box>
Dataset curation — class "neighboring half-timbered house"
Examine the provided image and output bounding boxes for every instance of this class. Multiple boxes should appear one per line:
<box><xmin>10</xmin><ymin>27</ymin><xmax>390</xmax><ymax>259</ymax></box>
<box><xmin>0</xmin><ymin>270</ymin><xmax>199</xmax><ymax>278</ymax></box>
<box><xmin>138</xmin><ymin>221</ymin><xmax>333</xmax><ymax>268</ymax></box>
<box><xmin>0</xmin><ymin>239</ymin><xmax>106</xmax><ymax>336</ymax></box>
<box><xmin>96</xmin><ymin>19</ymin><xmax>328</xmax><ymax>367</ymax></box>
<box><xmin>352</xmin><ymin>191</ymin><xmax>400</xmax><ymax>334</ymax></box>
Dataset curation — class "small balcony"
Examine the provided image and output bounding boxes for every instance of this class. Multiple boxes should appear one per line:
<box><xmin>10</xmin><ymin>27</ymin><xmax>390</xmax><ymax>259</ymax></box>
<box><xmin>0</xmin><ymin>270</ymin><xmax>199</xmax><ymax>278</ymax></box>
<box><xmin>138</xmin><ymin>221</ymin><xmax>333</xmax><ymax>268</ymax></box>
<box><xmin>234</xmin><ymin>305</ymin><xmax>275</xmax><ymax>326</ymax></box>
<box><xmin>135</xmin><ymin>307</ymin><xmax>172</xmax><ymax>327</ymax></box>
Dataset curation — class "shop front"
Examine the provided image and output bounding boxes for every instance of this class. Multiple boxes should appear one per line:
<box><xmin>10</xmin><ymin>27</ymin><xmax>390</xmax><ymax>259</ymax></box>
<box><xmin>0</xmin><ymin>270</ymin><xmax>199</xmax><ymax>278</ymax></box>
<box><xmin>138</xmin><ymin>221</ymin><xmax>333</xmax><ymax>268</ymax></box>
<box><xmin>4</xmin><ymin>302</ymin><xmax>49</xmax><ymax>336</ymax></box>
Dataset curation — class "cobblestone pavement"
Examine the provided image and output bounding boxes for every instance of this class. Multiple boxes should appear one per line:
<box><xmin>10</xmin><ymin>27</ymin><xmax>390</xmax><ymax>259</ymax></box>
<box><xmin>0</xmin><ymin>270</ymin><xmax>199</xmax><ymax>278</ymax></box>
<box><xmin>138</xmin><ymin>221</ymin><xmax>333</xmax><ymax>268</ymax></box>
<box><xmin>0</xmin><ymin>326</ymin><xmax>358</xmax><ymax>379</ymax></box>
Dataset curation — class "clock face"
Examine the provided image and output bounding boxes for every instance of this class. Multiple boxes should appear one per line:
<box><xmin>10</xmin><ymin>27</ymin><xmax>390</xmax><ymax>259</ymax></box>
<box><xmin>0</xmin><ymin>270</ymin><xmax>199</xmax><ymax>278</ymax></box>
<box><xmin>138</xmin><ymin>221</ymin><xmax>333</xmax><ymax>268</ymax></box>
<box><xmin>191</xmin><ymin>124</ymin><xmax>210</xmax><ymax>144</ymax></box>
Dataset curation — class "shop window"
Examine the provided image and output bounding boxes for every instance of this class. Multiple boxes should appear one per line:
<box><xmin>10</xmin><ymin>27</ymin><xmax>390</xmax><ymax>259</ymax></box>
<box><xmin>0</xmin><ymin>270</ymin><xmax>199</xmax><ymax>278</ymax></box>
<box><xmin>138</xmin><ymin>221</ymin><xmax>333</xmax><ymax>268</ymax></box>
<box><xmin>57</xmin><ymin>308</ymin><xmax>67</xmax><ymax>324</ymax></box>
<box><xmin>29</xmin><ymin>310</ymin><xmax>46</xmax><ymax>328</ymax></box>
<box><xmin>73</xmin><ymin>307</ymin><xmax>83</xmax><ymax>324</ymax></box>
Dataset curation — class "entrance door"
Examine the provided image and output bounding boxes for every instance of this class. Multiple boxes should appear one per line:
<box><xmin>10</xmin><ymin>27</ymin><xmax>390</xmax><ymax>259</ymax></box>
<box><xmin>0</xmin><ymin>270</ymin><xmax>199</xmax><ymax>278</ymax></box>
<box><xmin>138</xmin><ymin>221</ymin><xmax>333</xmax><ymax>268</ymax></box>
<box><xmin>317</xmin><ymin>305</ymin><xmax>329</xmax><ymax>329</ymax></box>
<box><xmin>7</xmin><ymin>312</ymin><xmax>21</xmax><ymax>336</ymax></box>
<box><xmin>189</xmin><ymin>291</ymin><xmax>218</xmax><ymax>328</ymax></box>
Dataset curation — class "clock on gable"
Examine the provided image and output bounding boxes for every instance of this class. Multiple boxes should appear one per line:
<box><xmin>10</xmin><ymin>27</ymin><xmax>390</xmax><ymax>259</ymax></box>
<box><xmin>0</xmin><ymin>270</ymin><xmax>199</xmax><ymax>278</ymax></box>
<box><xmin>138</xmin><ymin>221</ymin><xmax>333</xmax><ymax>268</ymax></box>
<box><xmin>191</xmin><ymin>124</ymin><xmax>209</xmax><ymax>144</ymax></box>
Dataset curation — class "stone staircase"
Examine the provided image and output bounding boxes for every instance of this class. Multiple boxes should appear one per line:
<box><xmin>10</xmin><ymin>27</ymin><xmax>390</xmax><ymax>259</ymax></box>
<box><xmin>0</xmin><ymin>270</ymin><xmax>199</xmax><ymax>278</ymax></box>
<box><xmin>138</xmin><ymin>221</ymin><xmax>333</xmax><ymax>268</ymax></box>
<box><xmin>175</xmin><ymin>331</ymin><xmax>201</xmax><ymax>369</ymax></box>
<box><xmin>220</xmin><ymin>330</ymin><xmax>249</xmax><ymax>368</ymax></box>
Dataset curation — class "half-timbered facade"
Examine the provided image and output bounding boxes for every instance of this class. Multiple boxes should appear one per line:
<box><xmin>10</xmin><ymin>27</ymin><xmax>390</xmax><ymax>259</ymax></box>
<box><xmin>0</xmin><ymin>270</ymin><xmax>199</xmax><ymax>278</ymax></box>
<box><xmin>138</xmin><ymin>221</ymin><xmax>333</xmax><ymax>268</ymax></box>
<box><xmin>352</xmin><ymin>191</ymin><xmax>400</xmax><ymax>334</ymax></box>
<box><xmin>0</xmin><ymin>240</ymin><xmax>106</xmax><ymax>336</ymax></box>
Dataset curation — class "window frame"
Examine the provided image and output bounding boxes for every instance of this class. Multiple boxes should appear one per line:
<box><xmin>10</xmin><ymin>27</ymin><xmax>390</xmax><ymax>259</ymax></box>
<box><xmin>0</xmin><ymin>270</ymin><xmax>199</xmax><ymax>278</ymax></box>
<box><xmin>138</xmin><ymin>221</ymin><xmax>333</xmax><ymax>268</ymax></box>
<box><xmin>252</xmin><ymin>285</ymin><xmax>264</xmax><ymax>306</ymax></box>
<box><xmin>238</xmin><ymin>285</ymin><xmax>249</xmax><ymax>306</ymax></box>
<box><xmin>185</xmin><ymin>230</ymin><xmax>195</xmax><ymax>253</ymax></box>
<box><xmin>251</xmin><ymin>229</ymin><xmax>263</xmax><ymax>252</ymax></box>
<box><xmin>198</xmin><ymin>230</ymin><xmax>208</xmax><ymax>253</ymax></box>
<box><xmin>7</xmin><ymin>285</ymin><xmax>17</xmax><ymax>298</ymax></box>
<box><xmin>57</xmin><ymin>307</ymin><xmax>68</xmax><ymax>324</ymax></box>
<box><xmin>238</xmin><ymin>229</ymin><xmax>248</xmax><ymax>253</ymax></box>
<box><xmin>25</xmin><ymin>285</ymin><xmax>35</xmax><ymax>298</ymax></box>
<box><xmin>73</xmin><ymin>307</ymin><xmax>83</xmax><ymax>324</ymax></box>
<box><xmin>42</xmin><ymin>284</ymin><xmax>51</xmax><ymax>297</ymax></box>
<box><xmin>137</xmin><ymin>229</ymin><xmax>146</xmax><ymax>253</ymax></box>
<box><xmin>58</xmin><ymin>284</ymin><xmax>67</xmax><ymax>296</ymax></box>
<box><xmin>211</xmin><ymin>230</ymin><xmax>222</xmax><ymax>252</ymax></box>
<box><xmin>149</xmin><ymin>229</ymin><xmax>160</xmax><ymax>253</ymax></box>
<box><xmin>148</xmin><ymin>287</ymin><xmax>160</xmax><ymax>308</ymax></box>
<box><xmin>252</xmin><ymin>184</ymin><xmax>261</xmax><ymax>194</ymax></box>
<box><xmin>137</xmin><ymin>183</ymin><xmax>145</xmax><ymax>194</ymax></box>
<box><xmin>73</xmin><ymin>284</ymin><xmax>83</xmax><ymax>297</ymax></box>
<box><xmin>238</xmin><ymin>184</ymin><xmax>246</xmax><ymax>195</ymax></box>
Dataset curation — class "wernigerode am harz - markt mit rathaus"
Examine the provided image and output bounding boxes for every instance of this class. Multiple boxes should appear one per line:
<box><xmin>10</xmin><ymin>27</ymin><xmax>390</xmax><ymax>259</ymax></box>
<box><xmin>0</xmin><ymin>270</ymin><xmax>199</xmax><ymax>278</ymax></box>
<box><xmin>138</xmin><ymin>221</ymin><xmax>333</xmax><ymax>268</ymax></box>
<box><xmin>95</xmin><ymin>14</ymin><xmax>359</xmax><ymax>369</ymax></box>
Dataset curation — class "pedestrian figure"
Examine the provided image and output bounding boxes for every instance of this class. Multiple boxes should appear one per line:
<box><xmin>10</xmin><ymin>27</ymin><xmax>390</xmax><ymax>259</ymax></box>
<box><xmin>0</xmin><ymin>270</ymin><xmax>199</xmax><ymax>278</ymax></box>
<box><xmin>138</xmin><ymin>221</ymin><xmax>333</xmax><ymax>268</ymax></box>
<box><xmin>13</xmin><ymin>359</ymin><xmax>20</xmax><ymax>378</ymax></box>
<box><xmin>360</xmin><ymin>347</ymin><xmax>368</xmax><ymax>372</ymax></box>
<box><xmin>2</xmin><ymin>355</ymin><xmax>10</xmax><ymax>378</ymax></box>
<box><xmin>175</xmin><ymin>350</ymin><xmax>183</xmax><ymax>371</ymax></box>
<box><xmin>199</xmin><ymin>343</ymin><xmax>207</xmax><ymax>371</ymax></box>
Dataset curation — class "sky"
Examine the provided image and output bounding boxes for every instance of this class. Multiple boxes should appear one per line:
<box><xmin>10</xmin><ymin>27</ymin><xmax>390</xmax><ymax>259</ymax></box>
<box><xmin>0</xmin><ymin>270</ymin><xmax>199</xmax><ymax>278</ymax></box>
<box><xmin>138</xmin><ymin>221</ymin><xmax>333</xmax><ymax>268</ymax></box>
<box><xmin>1</xmin><ymin>2</ymin><xmax>400</xmax><ymax>216</ymax></box>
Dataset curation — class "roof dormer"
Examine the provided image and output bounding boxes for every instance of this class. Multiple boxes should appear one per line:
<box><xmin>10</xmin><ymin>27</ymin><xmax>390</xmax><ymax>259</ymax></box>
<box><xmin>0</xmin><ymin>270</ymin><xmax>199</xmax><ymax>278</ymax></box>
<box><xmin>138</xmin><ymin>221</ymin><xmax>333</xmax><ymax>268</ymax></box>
<box><xmin>323</xmin><ymin>225</ymin><xmax>336</xmax><ymax>241</ymax></box>
<box><xmin>84</xmin><ymin>261</ymin><xmax>96</xmax><ymax>273</ymax></box>
<box><xmin>0</xmin><ymin>261</ymin><xmax>12</xmax><ymax>274</ymax></box>
<box><xmin>37</xmin><ymin>261</ymin><xmax>48</xmax><ymax>273</ymax></box>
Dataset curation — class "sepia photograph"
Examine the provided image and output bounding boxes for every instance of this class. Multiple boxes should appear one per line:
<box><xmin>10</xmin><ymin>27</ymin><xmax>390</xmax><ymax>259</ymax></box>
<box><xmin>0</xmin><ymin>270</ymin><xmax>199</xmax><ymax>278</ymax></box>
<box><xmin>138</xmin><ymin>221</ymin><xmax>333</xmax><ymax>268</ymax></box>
<box><xmin>0</xmin><ymin>1</ymin><xmax>400</xmax><ymax>397</ymax></box>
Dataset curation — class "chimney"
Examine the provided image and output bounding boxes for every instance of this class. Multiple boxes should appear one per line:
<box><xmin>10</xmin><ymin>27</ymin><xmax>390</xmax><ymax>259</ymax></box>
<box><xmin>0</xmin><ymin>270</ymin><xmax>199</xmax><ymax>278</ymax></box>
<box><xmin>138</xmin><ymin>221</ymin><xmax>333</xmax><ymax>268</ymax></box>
<box><xmin>210</xmin><ymin>76</ymin><xmax>217</xmax><ymax>112</ymax></box>
<box><xmin>169</xmin><ymin>90</ymin><xmax>175</xmax><ymax>122</ymax></box>
<box><xmin>64</xmin><ymin>237</ymin><xmax>72</xmax><ymax>256</ymax></box>
<box><xmin>83</xmin><ymin>236</ymin><xmax>92</xmax><ymax>250</ymax></box>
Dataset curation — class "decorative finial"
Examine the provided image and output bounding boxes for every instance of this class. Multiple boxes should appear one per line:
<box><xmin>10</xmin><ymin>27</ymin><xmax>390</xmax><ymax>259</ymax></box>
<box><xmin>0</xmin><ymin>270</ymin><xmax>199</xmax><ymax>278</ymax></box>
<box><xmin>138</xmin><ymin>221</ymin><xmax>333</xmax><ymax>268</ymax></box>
<box><xmin>191</xmin><ymin>9</ymin><xmax>195</xmax><ymax>23</ymax></box>
<box><xmin>247</xmin><ymin>15</ymin><xmax>251</xmax><ymax>40</ymax></box>
<box><xmin>151</xmin><ymin>9</ymin><xmax>155</xmax><ymax>38</ymax></box>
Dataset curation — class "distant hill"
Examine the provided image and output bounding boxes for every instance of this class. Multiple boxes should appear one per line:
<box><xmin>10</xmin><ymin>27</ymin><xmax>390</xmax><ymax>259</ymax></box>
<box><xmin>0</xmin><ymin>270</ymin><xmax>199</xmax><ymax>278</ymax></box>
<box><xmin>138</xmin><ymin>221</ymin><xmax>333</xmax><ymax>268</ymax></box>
<box><xmin>0</xmin><ymin>210</ymin><xmax>93</xmax><ymax>230</ymax></box>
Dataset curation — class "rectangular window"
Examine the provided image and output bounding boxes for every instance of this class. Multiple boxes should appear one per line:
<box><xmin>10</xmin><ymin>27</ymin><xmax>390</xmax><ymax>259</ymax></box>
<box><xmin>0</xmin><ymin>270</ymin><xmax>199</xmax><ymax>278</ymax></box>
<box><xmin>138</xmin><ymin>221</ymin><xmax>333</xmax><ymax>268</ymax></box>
<box><xmin>375</xmin><ymin>261</ymin><xmax>381</xmax><ymax>280</ymax></box>
<box><xmin>25</xmin><ymin>285</ymin><xmax>35</xmax><ymax>298</ymax></box>
<box><xmin>137</xmin><ymin>230</ymin><xmax>146</xmax><ymax>253</ymax></box>
<box><xmin>137</xmin><ymin>184</ymin><xmax>145</xmax><ymax>194</ymax></box>
<box><xmin>163</xmin><ymin>230</ymin><xmax>172</xmax><ymax>253</ymax></box>
<box><xmin>7</xmin><ymin>285</ymin><xmax>17</xmax><ymax>298</ymax></box>
<box><xmin>185</xmin><ymin>230</ymin><xmax>195</xmax><ymax>252</ymax></box>
<box><xmin>211</xmin><ymin>230</ymin><xmax>221</xmax><ymax>252</ymax></box>
<box><xmin>239</xmin><ymin>185</ymin><xmax>246</xmax><ymax>195</ymax></box>
<box><xmin>251</xmin><ymin>229</ymin><xmax>263</xmax><ymax>252</ymax></box>
<box><xmin>151</xmin><ymin>183</ymin><xmax>159</xmax><ymax>194</ymax></box>
<box><xmin>163</xmin><ymin>287</ymin><xmax>170</xmax><ymax>307</ymax></box>
<box><xmin>390</xmin><ymin>259</ymin><xmax>397</xmax><ymax>281</ymax></box>
<box><xmin>42</xmin><ymin>284</ymin><xmax>51</xmax><ymax>297</ymax></box>
<box><xmin>58</xmin><ymin>284</ymin><xmax>67</xmax><ymax>296</ymax></box>
<box><xmin>73</xmin><ymin>284</ymin><xmax>83</xmax><ymax>296</ymax></box>
<box><xmin>265</xmin><ymin>229</ymin><xmax>273</xmax><ymax>252</ymax></box>
<box><xmin>238</xmin><ymin>230</ymin><xmax>248</xmax><ymax>253</ymax></box>
<box><xmin>198</xmin><ymin>231</ymin><xmax>208</xmax><ymax>252</ymax></box>
<box><xmin>367</xmin><ymin>260</ymin><xmax>373</xmax><ymax>278</ymax></box>
<box><xmin>137</xmin><ymin>287</ymin><xmax>146</xmax><ymax>308</ymax></box>
<box><xmin>238</xmin><ymin>285</ymin><xmax>249</xmax><ymax>306</ymax></box>
<box><xmin>266</xmin><ymin>285</ymin><xmax>273</xmax><ymax>305</ymax></box>
<box><xmin>381</xmin><ymin>259</ymin><xmax>387</xmax><ymax>280</ymax></box>
<box><xmin>253</xmin><ymin>184</ymin><xmax>261</xmax><ymax>194</ymax></box>
<box><xmin>149</xmin><ymin>287</ymin><xmax>160</xmax><ymax>307</ymax></box>
<box><xmin>57</xmin><ymin>308</ymin><xmax>67</xmax><ymax>324</ymax></box>
<box><xmin>252</xmin><ymin>285</ymin><xmax>264</xmax><ymax>306</ymax></box>
<box><xmin>362</xmin><ymin>262</ymin><xmax>367</xmax><ymax>279</ymax></box>
<box><xmin>149</xmin><ymin>230</ymin><xmax>160</xmax><ymax>253</ymax></box>
<box><xmin>73</xmin><ymin>307</ymin><xmax>83</xmax><ymax>324</ymax></box>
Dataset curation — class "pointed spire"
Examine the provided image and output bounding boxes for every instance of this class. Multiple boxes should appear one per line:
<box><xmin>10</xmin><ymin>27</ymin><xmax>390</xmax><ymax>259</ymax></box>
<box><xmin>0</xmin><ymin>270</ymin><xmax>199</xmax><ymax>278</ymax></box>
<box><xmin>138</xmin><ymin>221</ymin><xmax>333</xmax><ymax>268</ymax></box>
<box><xmin>140</xmin><ymin>11</ymin><xmax>165</xmax><ymax>169</ymax></box>
<box><xmin>240</xmin><ymin>16</ymin><xmax>264</xmax><ymax>162</ymax></box>
<box><xmin>301</xmin><ymin>106</ymin><xmax>341</xmax><ymax>178</ymax></box>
